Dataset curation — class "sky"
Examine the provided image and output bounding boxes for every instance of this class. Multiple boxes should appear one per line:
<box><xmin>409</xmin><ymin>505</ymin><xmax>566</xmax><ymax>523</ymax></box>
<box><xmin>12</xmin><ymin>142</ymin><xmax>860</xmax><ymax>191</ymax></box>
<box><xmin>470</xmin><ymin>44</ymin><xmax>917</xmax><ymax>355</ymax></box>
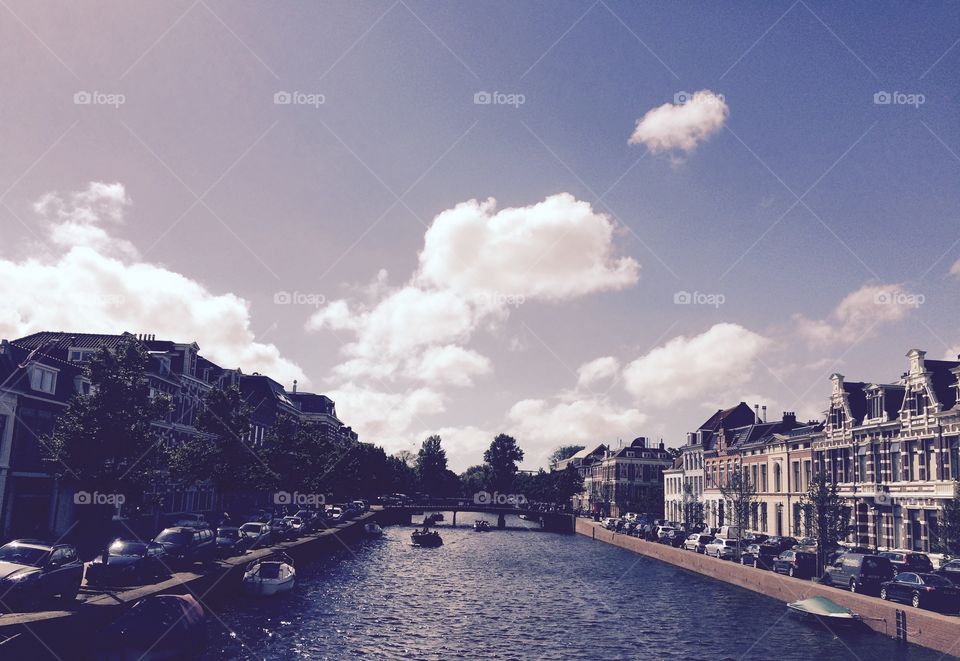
<box><xmin>1</xmin><ymin>1</ymin><xmax>959</xmax><ymax>471</ymax></box>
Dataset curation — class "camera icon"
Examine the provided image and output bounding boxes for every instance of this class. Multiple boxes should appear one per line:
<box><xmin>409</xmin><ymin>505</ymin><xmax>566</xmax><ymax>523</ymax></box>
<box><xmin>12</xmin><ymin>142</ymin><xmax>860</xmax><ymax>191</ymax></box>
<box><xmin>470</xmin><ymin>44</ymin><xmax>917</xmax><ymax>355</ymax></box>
<box><xmin>474</xmin><ymin>91</ymin><xmax>492</xmax><ymax>105</ymax></box>
<box><xmin>74</xmin><ymin>490</ymin><xmax>91</xmax><ymax>505</ymax></box>
<box><xmin>673</xmin><ymin>290</ymin><xmax>692</xmax><ymax>304</ymax></box>
<box><xmin>273</xmin><ymin>291</ymin><xmax>292</xmax><ymax>305</ymax></box>
<box><xmin>873</xmin><ymin>493</ymin><xmax>891</xmax><ymax>506</ymax></box>
<box><xmin>473</xmin><ymin>490</ymin><xmax>491</xmax><ymax>505</ymax></box>
<box><xmin>873</xmin><ymin>290</ymin><xmax>891</xmax><ymax>305</ymax></box>
<box><xmin>873</xmin><ymin>91</ymin><xmax>891</xmax><ymax>105</ymax></box>
<box><xmin>274</xmin><ymin>91</ymin><xmax>292</xmax><ymax>105</ymax></box>
<box><xmin>673</xmin><ymin>91</ymin><xmax>690</xmax><ymax>105</ymax></box>
<box><xmin>74</xmin><ymin>91</ymin><xmax>92</xmax><ymax>105</ymax></box>
<box><xmin>274</xmin><ymin>491</ymin><xmax>292</xmax><ymax>505</ymax></box>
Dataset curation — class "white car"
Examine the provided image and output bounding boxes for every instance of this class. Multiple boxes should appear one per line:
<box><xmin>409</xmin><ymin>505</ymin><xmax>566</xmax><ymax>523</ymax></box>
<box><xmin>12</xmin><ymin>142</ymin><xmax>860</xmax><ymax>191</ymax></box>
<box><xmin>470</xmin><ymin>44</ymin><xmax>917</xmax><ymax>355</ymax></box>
<box><xmin>705</xmin><ymin>538</ymin><xmax>742</xmax><ymax>559</ymax></box>
<box><xmin>327</xmin><ymin>506</ymin><xmax>344</xmax><ymax>521</ymax></box>
<box><xmin>623</xmin><ymin>512</ymin><xmax>639</xmax><ymax>522</ymax></box>
<box><xmin>656</xmin><ymin>525</ymin><xmax>677</xmax><ymax>540</ymax></box>
<box><xmin>601</xmin><ymin>517</ymin><xmax>619</xmax><ymax>530</ymax></box>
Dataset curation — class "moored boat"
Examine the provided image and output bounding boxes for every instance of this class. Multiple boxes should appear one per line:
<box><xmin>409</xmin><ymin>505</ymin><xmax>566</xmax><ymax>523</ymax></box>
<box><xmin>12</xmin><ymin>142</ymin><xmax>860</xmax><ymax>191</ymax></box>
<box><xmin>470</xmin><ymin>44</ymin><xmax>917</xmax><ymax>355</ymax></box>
<box><xmin>411</xmin><ymin>528</ymin><xmax>443</xmax><ymax>547</ymax></box>
<box><xmin>243</xmin><ymin>552</ymin><xmax>296</xmax><ymax>596</ymax></box>
<box><xmin>786</xmin><ymin>596</ymin><xmax>861</xmax><ymax>624</ymax></box>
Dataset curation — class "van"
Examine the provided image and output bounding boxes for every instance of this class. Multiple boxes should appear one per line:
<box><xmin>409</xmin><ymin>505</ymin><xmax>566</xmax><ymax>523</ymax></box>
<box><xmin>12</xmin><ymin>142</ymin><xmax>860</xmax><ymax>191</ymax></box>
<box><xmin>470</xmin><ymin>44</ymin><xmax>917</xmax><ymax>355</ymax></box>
<box><xmin>717</xmin><ymin>526</ymin><xmax>741</xmax><ymax>540</ymax></box>
<box><xmin>823</xmin><ymin>553</ymin><xmax>896</xmax><ymax>595</ymax></box>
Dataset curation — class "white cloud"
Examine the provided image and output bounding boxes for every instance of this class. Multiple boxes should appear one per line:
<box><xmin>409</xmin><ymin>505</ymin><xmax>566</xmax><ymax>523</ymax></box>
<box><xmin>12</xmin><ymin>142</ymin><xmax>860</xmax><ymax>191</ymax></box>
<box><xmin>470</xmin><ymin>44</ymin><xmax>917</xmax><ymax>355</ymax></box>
<box><xmin>622</xmin><ymin>323</ymin><xmax>771</xmax><ymax>407</ymax></box>
<box><xmin>34</xmin><ymin>181</ymin><xmax>138</xmax><ymax>258</ymax></box>
<box><xmin>416</xmin><ymin>193</ymin><xmax>639</xmax><ymax>300</ymax></box>
<box><xmin>950</xmin><ymin>258</ymin><xmax>960</xmax><ymax>277</ymax></box>
<box><xmin>629</xmin><ymin>90</ymin><xmax>728</xmax><ymax>156</ymax></box>
<box><xmin>0</xmin><ymin>182</ymin><xmax>306</xmax><ymax>386</ymax></box>
<box><xmin>406</xmin><ymin>345</ymin><xmax>492</xmax><ymax>387</ymax></box>
<box><xmin>577</xmin><ymin>356</ymin><xmax>620</xmax><ymax>388</ymax></box>
<box><xmin>793</xmin><ymin>283</ymin><xmax>921</xmax><ymax>346</ymax></box>
<box><xmin>506</xmin><ymin>396</ymin><xmax>647</xmax><ymax>469</ymax></box>
<box><xmin>326</xmin><ymin>382</ymin><xmax>446</xmax><ymax>443</ymax></box>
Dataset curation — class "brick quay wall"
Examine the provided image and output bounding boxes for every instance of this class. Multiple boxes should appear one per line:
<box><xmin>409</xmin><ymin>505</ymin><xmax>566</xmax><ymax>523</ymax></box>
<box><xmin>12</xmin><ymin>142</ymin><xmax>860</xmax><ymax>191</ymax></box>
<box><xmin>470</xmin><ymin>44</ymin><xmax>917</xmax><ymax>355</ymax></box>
<box><xmin>577</xmin><ymin>518</ymin><xmax>960</xmax><ymax>658</ymax></box>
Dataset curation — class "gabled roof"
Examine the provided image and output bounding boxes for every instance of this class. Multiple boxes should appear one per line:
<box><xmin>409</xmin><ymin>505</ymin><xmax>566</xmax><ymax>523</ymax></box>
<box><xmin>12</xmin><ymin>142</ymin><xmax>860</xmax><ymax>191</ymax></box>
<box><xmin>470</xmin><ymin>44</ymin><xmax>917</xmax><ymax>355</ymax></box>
<box><xmin>697</xmin><ymin>402</ymin><xmax>756</xmax><ymax>432</ymax></box>
<box><xmin>926</xmin><ymin>359</ymin><xmax>960</xmax><ymax>410</ymax></box>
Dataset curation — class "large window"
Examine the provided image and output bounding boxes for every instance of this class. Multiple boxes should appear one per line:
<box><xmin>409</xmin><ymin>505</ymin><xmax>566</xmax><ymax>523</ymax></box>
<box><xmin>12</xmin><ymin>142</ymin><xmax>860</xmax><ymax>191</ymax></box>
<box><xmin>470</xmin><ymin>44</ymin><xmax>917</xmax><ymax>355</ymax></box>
<box><xmin>890</xmin><ymin>448</ymin><xmax>901</xmax><ymax>482</ymax></box>
<box><xmin>773</xmin><ymin>464</ymin><xmax>781</xmax><ymax>493</ymax></box>
<box><xmin>760</xmin><ymin>465</ymin><xmax>767</xmax><ymax>492</ymax></box>
<box><xmin>29</xmin><ymin>365</ymin><xmax>57</xmax><ymax>394</ymax></box>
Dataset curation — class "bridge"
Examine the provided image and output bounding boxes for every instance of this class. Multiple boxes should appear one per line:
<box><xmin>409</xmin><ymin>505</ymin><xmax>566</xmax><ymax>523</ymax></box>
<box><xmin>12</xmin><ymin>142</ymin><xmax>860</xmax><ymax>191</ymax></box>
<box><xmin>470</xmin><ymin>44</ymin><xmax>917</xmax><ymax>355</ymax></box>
<box><xmin>375</xmin><ymin>498</ymin><xmax>575</xmax><ymax>534</ymax></box>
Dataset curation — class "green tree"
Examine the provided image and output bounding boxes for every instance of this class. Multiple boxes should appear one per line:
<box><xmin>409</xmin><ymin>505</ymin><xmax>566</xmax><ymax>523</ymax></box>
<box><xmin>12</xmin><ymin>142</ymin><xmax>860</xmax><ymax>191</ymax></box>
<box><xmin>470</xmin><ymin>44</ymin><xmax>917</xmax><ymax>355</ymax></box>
<box><xmin>484</xmin><ymin>434</ymin><xmax>524</xmax><ymax>492</ymax></box>
<box><xmin>719</xmin><ymin>463</ymin><xmax>756</xmax><ymax>558</ymax></box>
<box><xmin>935</xmin><ymin>482</ymin><xmax>960</xmax><ymax>556</ymax></box>
<box><xmin>801</xmin><ymin>472</ymin><xmax>852</xmax><ymax>575</ymax></box>
<box><xmin>415</xmin><ymin>435</ymin><xmax>449</xmax><ymax>495</ymax></box>
<box><xmin>47</xmin><ymin>338</ymin><xmax>172</xmax><ymax>506</ymax></box>
<box><xmin>549</xmin><ymin>445</ymin><xmax>585</xmax><ymax>467</ymax></box>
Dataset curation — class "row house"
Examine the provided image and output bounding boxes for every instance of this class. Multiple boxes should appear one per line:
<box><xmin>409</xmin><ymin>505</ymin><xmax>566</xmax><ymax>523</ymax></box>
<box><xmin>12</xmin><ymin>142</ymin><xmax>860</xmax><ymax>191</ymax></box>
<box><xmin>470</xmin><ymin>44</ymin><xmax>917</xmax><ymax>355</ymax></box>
<box><xmin>0</xmin><ymin>331</ymin><xmax>355</xmax><ymax>540</ymax></box>
<box><xmin>578</xmin><ymin>437</ymin><xmax>673</xmax><ymax>517</ymax></box>
<box><xmin>663</xmin><ymin>457</ymin><xmax>684</xmax><ymax>523</ymax></box>
<box><xmin>816</xmin><ymin>349</ymin><xmax>960</xmax><ymax>553</ymax></box>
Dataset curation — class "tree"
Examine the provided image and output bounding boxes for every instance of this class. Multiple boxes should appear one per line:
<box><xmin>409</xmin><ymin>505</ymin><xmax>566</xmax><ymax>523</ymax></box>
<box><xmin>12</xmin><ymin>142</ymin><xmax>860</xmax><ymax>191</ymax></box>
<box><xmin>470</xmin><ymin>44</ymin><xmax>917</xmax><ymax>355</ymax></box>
<box><xmin>484</xmin><ymin>434</ymin><xmax>524</xmax><ymax>492</ymax></box>
<box><xmin>460</xmin><ymin>465</ymin><xmax>489</xmax><ymax>498</ymax></box>
<box><xmin>682</xmin><ymin>482</ymin><xmax>704</xmax><ymax>529</ymax></box>
<box><xmin>801</xmin><ymin>472</ymin><xmax>852</xmax><ymax>575</ymax></box>
<box><xmin>549</xmin><ymin>445</ymin><xmax>584</xmax><ymax>467</ymax></box>
<box><xmin>387</xmin><ymin>454</ymin><xmax>418</xmax><ymax>494</ymax></box>
<box><xmin>935</xmin><ymin>481</ymin><xmax>960</xmax><ymax>556</ymax></box>
<box><xmin>415</xmin><ymin>435</ymin><xmax>449</xmax><ymax>495</ymax></box>
<box><xmin>719</xmin><ymin>463</ymin><xmax>756</xmax><ymax>559</ymax></box>
<box><xmin>47</xmin><ymin>338</ymin><xmax>172</xmax><ymax>506</ymax></box>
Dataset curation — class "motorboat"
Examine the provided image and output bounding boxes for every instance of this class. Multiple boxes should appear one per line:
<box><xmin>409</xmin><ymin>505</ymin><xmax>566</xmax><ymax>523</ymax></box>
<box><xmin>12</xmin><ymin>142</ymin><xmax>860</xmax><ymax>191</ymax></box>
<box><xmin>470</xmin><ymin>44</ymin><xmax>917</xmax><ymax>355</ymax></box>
<box><xmin>243</xmin><ymin>552</ymin><xmax>296</xmax><ymax>596</ymax></box>
<box><xmin>473</xmin><ymin>520</ymin><xmax>490</xmax><ymax>532</ymax></box>
<box><xmin>411</xmin><ymin>529</ymin><xmax>443</xmax><ymax>547</ymax></box>
<box><xmin>364</xmin><ymin>522</ymin><xmax>384</xmax><ymax>537</ymax></box>
<box><xmin>94</xmin><ymin>594</ymin><xmax>207</xmax><ymax>660</ymax></box>
<box><xmin>786</xmin><ymin>596</ymin><xmax>861</xmax><ymax>624</ymax></box>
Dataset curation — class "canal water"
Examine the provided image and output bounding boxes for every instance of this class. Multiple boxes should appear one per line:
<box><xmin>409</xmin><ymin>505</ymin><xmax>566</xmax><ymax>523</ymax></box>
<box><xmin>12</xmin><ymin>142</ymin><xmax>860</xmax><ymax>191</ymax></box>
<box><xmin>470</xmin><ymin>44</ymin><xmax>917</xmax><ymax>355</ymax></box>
<box><xmin>204</xmin><ymin>514</ymin><xmax>946</xmax><ymax>660</ymax></box>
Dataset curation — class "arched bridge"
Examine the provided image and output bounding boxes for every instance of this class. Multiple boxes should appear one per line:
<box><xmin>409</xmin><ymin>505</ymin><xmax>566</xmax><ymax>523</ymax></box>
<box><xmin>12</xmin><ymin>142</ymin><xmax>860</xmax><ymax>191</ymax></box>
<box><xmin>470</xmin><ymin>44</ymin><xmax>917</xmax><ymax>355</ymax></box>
<box><xmin>376</xmin><ymin>498</ymin><xmax>575</xmax><ymax>534</ymax></box>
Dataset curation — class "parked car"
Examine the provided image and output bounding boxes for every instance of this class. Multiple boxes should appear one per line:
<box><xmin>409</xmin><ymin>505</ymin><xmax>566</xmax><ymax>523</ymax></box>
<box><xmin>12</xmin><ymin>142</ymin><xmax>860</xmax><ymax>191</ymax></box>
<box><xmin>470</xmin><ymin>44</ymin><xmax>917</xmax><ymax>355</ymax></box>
<box><xmin>623</xmin><ymin>512</ymin><xmax>639</xmax><ymax>522</ymax></box>
<box><xmin>266</xmin><ymin>518</ymin><xmax>297</xmax><ymax>542</ymax></box>
<box><xmin>351</xmin><ymin>500</ymin><xmax>369</xmax><ymax>513</ymax></box>
<box><xmin>880</xmin><ymin>572</ymin><xmax>960</xmax><ymax>612</ymax></box>
<box><xmin>793</xmin><ymin>536</ymin><xmax>817</xmax><ymax>550</ymax></box>
<box><xmin>164</xmin><ymin>512</ymin><xmax>209</xmax><ymax>529</ymax></box>
<box><xmin>294</xmin><ymin>510</ymin><xmax>321</xmax><ymax>532</ymax></box>
<box><xmin>772</xmin><ymin>550</ymin><xmax>817</xmax><ymax>578</ymax></box>
<box><xmin>282</xmin><ymin>516</ymin><xmax>305</xmax><ymax>536</ymax></box>
<box><xmin>740</xmin><ymin>543</ymin><xmax>763</xmax><ymax>566</ymax></box>
<box><xmin>655</xmin><ymin>525</ymin><xmax>678</xmax><ymax>541</ymax></box>
<box><xmin>153</xmin><ymin>527</ymin><xmax>216</xmax><ymax>567</ymax></box>
<box><xmin>326</xmin><ymin>507</ymin><xmax>345</xmax><ymax>523</ymax></box>
<box><xmin>666</xmin><ymin>529</ymin><xmax>688</xmax><ymax>547</ymax></box>
<box><xmin>86</xmin><ymin>539</ymin><xmax>169</xmax><ymax>586</ymax></box>
<box><xmin>880</xmin><ymin>551</ymin><xmax>934</xmax><ymax>574</ymax></box>
<box><xmin>238</xmin><ymin>522</ymin><xmax>272</xmax><ymax>550</ymax></box>
<box><xmin>716</xmin><ymin>526</ymin><xmax>741</xmax><ymax>540</ymax></box>
<box><xmin>215</xmin><ymin>527</ymin><xmax>250</xmax><ymax>558</ymax></box>
<box><xmin>705</xmin><ymin>538</ymin><xmax>742</xmax><ymax>560</ymax></box>
<box><xmin>749</xmin><ymin>537</ymin><xmax>799</xmax><ymax>569</ymax></box>
<box><xmin>935</xmin><ymin>559</ymin><xmax>960</xmax><ymax>582</ymax></box>
<box><xmin>0</xmin><ymin>540</ymin><xmax>83</xmax><ymax>608</ymax></box>
<box><xmin>822</xmin><ymin>553</ymin><xmax>896</xmax><ymax>595</ymax></box>
<box><xmin>743</xmin><ymin>533</ymin><xmax>769</xmax><ymax>545</ymax></box>
<box><xmin>601</xmin><ymin>517</ymin><xmax>619</xmax><ymax>530</ymax></box>
<box><xmin>683</xmin><ymin>533</ymin><xmax>715</xmax><ymax>553</ymax></box>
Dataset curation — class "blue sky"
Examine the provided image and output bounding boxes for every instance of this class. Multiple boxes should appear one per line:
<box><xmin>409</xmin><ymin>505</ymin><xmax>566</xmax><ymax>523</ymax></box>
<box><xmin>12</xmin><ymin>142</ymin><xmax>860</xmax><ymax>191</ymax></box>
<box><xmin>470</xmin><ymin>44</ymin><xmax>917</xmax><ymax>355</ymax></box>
<box><xmin>1</xmin><ymin>1</ymin><xmax>958</xmax><ymax>469</ymax></box>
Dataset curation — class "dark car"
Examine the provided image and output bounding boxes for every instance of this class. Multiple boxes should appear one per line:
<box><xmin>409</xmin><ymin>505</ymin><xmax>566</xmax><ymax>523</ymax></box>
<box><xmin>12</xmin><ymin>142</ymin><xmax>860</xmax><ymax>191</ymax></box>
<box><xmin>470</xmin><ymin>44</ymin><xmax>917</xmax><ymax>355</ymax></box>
<box><xmin>935</xmin><ymin>559</ymin><xmax>960</xmax><ymax>583</ymax></box>
<box><xmin>772</xmin><ymin>550</ymin><xmax>817</xmax><ymax>578</ymax></box>
<box><xmin>880</xmin><ymin>551</ymin><xmax>934</xmax><ymax>574</ymax></box>
<box><xmin>153</xmin><ymin>527</ymin><xmax>215</xmax><ymax>568</ymax></box>
<box><xmin>822</xmin><ymin>553</ymin><xmax>896</xmax><ymax>595</ymax></box>
<box><xmin>0</xmin><ymin>540</ymin><xmax>83</xmax><ymax>608</ymax></box>
<box><xmin>667</xmin><ymin>529</ymin><xmax>688</xmax><ymax>548</ymax></box>
<box><xmin>744</xmin><ymin>537</ymin><xmax>797</xmax><ymax>570</ymax></box>
<box><xmin>740</xmin><ymin>543</ymin><xmax>763</xmax><ymax>566</ymax></box>
<box><xmin>880</xmin><ymin>572</ymin><xmax>960</xmax><ymax>612</ymax></box>
<box><xmin>95</xmin><ymin>594</ymin><xmax>207</xmax><ymax>660</ymax></box>
<box><xmin>86</xmin><ymin>539</ymin><xmax>169</xmax><ymax>586</ymax></box>
<box><xmin>215</xmin><ymin>527</ymin><xmax>251</xmax><ymax>558</ymax></box>
<box><xmin>238</xmin><ymin>522</ymin><xmax>273</xmax><ymax>550</ymax></box>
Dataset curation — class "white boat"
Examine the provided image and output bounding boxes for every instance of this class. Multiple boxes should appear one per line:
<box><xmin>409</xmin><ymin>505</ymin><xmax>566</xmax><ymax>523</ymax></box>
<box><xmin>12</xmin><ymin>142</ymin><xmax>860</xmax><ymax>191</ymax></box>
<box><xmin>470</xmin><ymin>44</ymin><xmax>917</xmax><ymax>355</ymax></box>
<box><xmin>364</xmin><ymin>522</ymin><xmax>384</xmax><ymax>536</ymax></box>
<box><xmin>243</xmin><ymin>553</ymin><xmax>296</xmax><ymax>597</ymax></box>
<box><xmin>786</xmin><ymin>596</ymin><xmax>860</xmax><ymax>624</ymax></box>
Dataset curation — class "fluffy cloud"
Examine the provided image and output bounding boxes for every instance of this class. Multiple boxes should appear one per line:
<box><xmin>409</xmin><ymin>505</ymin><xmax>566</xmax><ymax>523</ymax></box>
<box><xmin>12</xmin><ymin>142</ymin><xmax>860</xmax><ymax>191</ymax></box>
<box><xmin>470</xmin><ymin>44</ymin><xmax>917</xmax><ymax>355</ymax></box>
<box><xmin>793</xmin><ymin>283</ymin><xmax>921</xmax><ymax>346</ymax></box>
<box><xmin>577</xmin><ymin>356</ymin><xmax>620</xmax><ymax>388</ymax></box>
<box><xmin>416</xmin><ymin>194</ymin><xmax>639</xmax><ymax>300</ymax></box>
<box><xmin>307</xmin><ymin>193</ymin><xmax>639</xmax><ymax>388</ymax></box>
<box><xmin>0</xmin><ymin>182</ymin><xmax>305</xmax><ymax>385</ymax></box>
<box><xmin>622</xmin><ymin>323</ymin><xmax>771</xmax><ymax>407</ymax></box>
<box><xmin>325</xmin><ymin>383</ymin><xmax>446</xmax><ymax>444</ymax></box>
<box><xmin>506</xmin><ymin>396</ymin><xmax>647</xmax><ymax>468</ymax></box>
<box><xmin>629</xmin><ymin>90</ymin><xmax>728</xmax><ymax>156</ymax></box>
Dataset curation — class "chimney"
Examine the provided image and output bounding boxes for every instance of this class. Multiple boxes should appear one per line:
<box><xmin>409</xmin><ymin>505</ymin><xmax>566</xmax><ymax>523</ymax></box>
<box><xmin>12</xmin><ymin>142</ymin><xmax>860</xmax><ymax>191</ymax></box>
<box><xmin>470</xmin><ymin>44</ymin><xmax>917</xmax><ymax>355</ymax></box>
<box><xmin>783</xmin><ymin>411</ymin><xmax>796</xmax><ymax>427</ymax></box>
<box><xmin>659</xmin><ymin>439</ymin><xmax>665</xmax><ymax>450</ymax></box>
<box><xmin>762</xmin><ymin>405</ymin><xmax>767</xmax><ymax>423</ymax></box>
<box><xmin>754</xmin><ymin>404</ymin><xmax>760</xmax><ymax>423</ymax></box>
<box><xmin>292</xmin><ymin>379</ymin><xmax>298</xmax><ymax>393</ymax></box>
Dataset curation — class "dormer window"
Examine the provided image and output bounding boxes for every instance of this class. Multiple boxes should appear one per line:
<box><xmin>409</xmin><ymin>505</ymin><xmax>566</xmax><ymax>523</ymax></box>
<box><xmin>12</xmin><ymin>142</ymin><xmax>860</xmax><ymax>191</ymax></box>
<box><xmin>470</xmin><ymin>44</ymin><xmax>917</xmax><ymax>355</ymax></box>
<box><xmin>158</xmin><ymin>357</ymin><xmax>171</xmax><ymax>376</ymax></box>
<box><xmin>908</xmin><ymin>389</ymin><xmax>927</xmax><ymax>416</ymax></box>
<box><xmin>29</xmin><ymin>365</ymin><xmax>57</xmax><ymax>394</ymax></box>
<box><xmin>68</xmin><ymin>349</ymin><xmax>95</xmax><ymax>363</ymax></box>
<box><xmin>869</xmin><ymin>392</ymin><xmax>885</xmax><ymax>420</ymax></box>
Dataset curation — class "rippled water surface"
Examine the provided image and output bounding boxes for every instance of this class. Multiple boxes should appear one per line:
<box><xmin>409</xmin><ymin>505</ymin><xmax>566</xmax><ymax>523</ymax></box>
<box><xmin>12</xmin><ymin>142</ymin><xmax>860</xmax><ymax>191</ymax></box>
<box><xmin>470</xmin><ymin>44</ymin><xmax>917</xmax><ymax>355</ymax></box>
<box><xmin>204</xmin><ymin>514</ymin><xmax>946</xmax><ymax>660</ymax></box>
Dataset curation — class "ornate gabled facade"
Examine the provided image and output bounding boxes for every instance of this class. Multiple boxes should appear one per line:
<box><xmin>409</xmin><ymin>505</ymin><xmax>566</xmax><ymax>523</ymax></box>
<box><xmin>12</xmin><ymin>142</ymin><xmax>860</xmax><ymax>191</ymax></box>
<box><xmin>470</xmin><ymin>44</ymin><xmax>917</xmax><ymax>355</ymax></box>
<box><xmin>578</xmin><ymin>437</ymin><xmax>672</xmax><ymax>517</ymax></box>
<box><xmin>814</xmin><ymin>350</ymin><xmax>960</xmax><ymax>552</ymax></box>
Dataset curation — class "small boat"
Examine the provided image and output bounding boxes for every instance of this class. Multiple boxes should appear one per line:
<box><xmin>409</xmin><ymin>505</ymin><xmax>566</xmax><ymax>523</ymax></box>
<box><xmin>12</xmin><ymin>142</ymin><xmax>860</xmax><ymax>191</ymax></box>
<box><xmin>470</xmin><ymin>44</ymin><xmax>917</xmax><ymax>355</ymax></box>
<box><xmin>243</xmin><ymin>552</ymin><xmax>296</xmax><ymax>596</ymax></box>
<box><xmin>364</xmin><ymin>522</ymin><xmax>384</xmax><ymax>536</ymax></box>
<box><xmin>786</xmin><ymin>596</ymin><xmax>861</xmax><ymax>623</ymax></box>
<box><xmin>411</xmin><ymin>528</ymin><xmax>443</xmax><ymax>547</ymax></box>
<box><xmin>473</xmin><ymin>520</ymin><xmax>490</xmax><ymax>532</ymax></box>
